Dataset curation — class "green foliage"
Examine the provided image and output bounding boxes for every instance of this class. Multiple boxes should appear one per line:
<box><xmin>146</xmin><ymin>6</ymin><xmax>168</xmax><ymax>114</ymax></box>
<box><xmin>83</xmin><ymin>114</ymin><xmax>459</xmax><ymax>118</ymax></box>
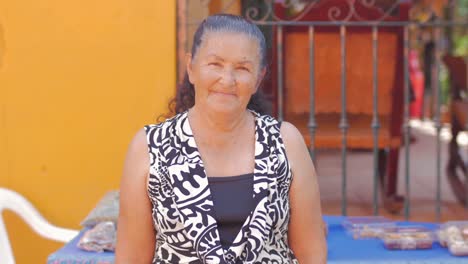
<box><xmin>457</xmin><ymin>0</ymin><xmax>468</xmax><ymax>18</ymax></box>
<box><xmin>454</xmin><ymin>35</ymin><xmax>468</xmax><ymax>56</ymax></box>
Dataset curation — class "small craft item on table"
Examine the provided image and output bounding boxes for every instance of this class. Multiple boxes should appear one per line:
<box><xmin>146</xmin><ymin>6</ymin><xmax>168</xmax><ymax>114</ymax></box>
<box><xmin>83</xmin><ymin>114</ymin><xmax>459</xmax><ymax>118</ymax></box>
<box><xmin>380</xmin><ymin>226</ymin><xmax>433</xmax><ymax>250</ymax></box>
<box><xmin>342</xmin><ymin>216</ymin><xmax>396</xmax><ymax>239</ymax></box>
<box><xmin>437</xmin><ymin>221</ymin><xmax>468</xmax><ymax>256</ymax></box>
<box><xmin>77</xmin><ymin>221</ymin><xmax>116</xmax><ymax>253</ymax></box>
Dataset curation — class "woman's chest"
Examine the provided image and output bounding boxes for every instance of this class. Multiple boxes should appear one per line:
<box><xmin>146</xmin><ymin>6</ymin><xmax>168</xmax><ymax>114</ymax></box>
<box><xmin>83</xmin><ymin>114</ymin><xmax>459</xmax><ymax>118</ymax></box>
<box><xmin>196</xmin><ymin>141</ymin><xmax>256</xmax><ymax>177</ymax></box>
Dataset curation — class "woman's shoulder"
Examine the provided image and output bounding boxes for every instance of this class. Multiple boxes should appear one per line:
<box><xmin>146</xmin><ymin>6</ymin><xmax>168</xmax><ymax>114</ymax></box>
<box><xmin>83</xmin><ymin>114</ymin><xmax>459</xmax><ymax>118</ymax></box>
<box><xmin>277</xmin><ymin>121</ymin><xmax>307</xmax><ymax>159</ymax></box>
<box><xmin>144</xmin><ymin>111</ymin><xmax>187</xmax><ymax>133</ymax></box>
<box><xmin>254</xmin><ymin>111</ymin><xmax>279</xmax><ymax>127</ymax></box>
<box><xmin>254</xmin><ymin>112</ymin><xmax>299</xmax><ymax>135</ymax></box>
<box><xmin>279</xmin><ymin>121</ymin><xmax>304</xmax><ymax>145</ymax></box>
<box><xmin>254</xmin><ymin>112</ymin><xmax>304</xmax><ymax>148</ymax></box>
<box><xmin>142</xmin><ymin>111</ymin><xmax>189</xmax><ymax>150</ymax></box>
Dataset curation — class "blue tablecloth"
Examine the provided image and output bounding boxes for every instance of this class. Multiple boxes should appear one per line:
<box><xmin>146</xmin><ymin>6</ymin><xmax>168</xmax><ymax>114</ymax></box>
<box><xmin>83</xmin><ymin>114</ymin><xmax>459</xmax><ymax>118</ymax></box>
<box><xmin>47</xmin><ymin>216</ymin><xmax>468</xmax><ymax>264</ymax></box>
<box><xmin>47</xmin><ymin>227</ymin><xmax>114</xmax><ymax>264</ymax></box>
<box><xmin>325</xmin><ymin>216</ymin><xmax>468</xmax><ymax>264</ymax></box>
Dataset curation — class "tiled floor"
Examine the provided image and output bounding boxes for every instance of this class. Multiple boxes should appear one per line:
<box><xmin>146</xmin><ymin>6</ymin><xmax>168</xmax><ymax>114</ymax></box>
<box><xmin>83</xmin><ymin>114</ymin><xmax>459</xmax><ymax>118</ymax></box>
<box><xmin>316</xmin><ymin>120</ymin><xmax>468</xmax><ymax>222</ymax></box>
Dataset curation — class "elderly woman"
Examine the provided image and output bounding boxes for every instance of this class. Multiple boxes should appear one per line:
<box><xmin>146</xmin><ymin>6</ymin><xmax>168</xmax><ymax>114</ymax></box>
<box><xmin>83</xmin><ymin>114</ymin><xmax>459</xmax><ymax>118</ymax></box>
<box><xmin>116</xmin><ymin>14</ymin><xmax>327</xmax><ymax>264</ymax></box>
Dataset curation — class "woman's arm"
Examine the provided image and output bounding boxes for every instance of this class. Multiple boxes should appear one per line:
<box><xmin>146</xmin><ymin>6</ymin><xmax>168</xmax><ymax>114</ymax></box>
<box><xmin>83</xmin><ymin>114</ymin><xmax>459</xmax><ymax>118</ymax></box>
<box><xmin>281</xmin><ymin>122</ymin><xmax>327</xmax><ymax>264</ymax></box>
<box><xmin>115</xmin><ymin>128</ymin><xmax>156</xmax><ymax>264</ymax></box>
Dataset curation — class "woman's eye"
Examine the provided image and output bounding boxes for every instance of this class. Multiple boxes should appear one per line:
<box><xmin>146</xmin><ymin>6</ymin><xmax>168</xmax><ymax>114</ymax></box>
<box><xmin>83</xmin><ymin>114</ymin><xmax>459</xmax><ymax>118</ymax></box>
<box><xmin>208</xmin><ymin>62</ymin><xmax>222</xmax><ymax>67</ymax></box>
<box><xmin>237</xmin><ymin>66</ymin><xmax>250</xmax><ymax>72</ymax></box>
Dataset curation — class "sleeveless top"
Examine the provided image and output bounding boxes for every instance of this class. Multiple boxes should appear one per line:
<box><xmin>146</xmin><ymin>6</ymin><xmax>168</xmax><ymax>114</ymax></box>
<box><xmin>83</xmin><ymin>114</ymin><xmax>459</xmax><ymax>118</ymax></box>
<box><xmin>209</xmin><ymin>174</ymin><xmax>255</xmax><ymax>251</ymax></box>
<box><xmin>144</xmin><ymin>110</ymin><xmax>299</xmax><ymax>264</ymax></box>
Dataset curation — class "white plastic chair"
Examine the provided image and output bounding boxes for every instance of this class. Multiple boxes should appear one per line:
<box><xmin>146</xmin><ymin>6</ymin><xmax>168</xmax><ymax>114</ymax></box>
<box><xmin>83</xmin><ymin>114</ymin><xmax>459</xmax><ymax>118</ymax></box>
<box><xmin>0</xmin><ymin>187</ymin><xmax>79</xmax><ymax>264</ymax></box>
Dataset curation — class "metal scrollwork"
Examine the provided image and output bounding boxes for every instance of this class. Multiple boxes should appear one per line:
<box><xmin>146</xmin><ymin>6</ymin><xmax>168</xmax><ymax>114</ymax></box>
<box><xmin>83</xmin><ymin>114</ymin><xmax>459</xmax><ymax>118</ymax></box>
<box><xmin>243</xmin><ymin>0</ymin><xmax>404</xmax><ymax>22</ymax></box>
<box><xmin>183</xmin><ymin>0</ymin><xmax>408</xmax><ymax>25</ymax></box>
<box><xmin>245</xmin><ymin>0</ymin><xmax>321</xmax><ymax>22</ymax></box>
<box><xmin>327</xmin><ymin>0</ymin><xmax>354</xmax><ymax>22</ymax></box>
<box><xmin>352</xmin><ymin>0</ymin><xmax>402</xmax><ymax>22</ymax></box>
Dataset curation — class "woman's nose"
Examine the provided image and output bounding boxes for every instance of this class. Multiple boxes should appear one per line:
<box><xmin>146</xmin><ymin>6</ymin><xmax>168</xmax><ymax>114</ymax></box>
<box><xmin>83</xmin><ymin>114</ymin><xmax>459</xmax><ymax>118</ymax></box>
<box><xmin>220</xmin><ymin>68</ymin><xmax>236</xmax><ymax>86</ymax></box>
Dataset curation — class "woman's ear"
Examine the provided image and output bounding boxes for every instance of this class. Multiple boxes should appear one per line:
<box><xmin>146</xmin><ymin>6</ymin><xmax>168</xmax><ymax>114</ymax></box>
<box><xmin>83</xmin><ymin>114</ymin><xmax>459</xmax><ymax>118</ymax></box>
<box><xmin>254</xmin><ymin>67</ymin><xmax>267</xmax><ymax>93</ymax></box>
<box><xmin>186</xmin><ymin>53</ymin><xmax>194</xmax><ymax>84</ymax></box>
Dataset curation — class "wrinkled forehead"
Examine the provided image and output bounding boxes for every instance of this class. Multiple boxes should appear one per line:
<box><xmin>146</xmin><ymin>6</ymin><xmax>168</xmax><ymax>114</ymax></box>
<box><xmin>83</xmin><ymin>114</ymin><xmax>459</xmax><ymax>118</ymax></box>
<box><xmin>195</xmin><ymin>30</ymin><xmax>262</xmax><ymax>62</ymax></box>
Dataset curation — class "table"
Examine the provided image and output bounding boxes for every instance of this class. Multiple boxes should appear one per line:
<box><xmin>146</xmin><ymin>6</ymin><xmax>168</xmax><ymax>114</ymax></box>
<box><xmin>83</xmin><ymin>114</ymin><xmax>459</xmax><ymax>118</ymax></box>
<box><xmin>47</xmin><ymin>216</ymin><xmax>468</xmax><ymax>264</ymax></box>
<box><xmin>326</xmin><ymin>216</ymin><xmax>468</xmax><ymax>264</ymax></box>
<box><xmin>47</xmin><ymin>227</ymin><xmax>114</xmax><ymax>264</ymax></box>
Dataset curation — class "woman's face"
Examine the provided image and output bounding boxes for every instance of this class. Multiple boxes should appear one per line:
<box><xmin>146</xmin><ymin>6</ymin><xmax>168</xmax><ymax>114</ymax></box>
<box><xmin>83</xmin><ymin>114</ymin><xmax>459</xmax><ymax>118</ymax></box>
<box><xmin>187</xmin><ymin>31</ymin><xmax>264</xmax><ymax>115</ymax></box>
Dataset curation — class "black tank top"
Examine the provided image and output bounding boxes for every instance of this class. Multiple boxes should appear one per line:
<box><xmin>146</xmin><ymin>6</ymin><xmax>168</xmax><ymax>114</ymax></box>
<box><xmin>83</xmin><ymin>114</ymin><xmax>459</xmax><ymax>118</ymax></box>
<box><xmin>208</xmin><ymin>173</ymin><xmax>255</xmax><ymax>250</ymax></box>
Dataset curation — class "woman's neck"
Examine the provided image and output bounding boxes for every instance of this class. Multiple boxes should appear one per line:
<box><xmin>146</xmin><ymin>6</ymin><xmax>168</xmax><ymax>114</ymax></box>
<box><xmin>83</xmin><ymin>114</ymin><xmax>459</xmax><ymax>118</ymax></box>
<box><xmin>188</xmin><ymin>106</ymin><xmax>253</xmax><ymax>149</ymax></box>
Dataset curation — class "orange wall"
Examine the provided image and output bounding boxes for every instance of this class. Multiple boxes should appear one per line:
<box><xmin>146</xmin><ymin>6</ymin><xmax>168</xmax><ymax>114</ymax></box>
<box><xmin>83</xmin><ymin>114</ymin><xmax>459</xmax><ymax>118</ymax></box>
<box><xmin>0</xmin><ymin>1</ymin><xmax>176</xmax><ymax>263</ymax></box>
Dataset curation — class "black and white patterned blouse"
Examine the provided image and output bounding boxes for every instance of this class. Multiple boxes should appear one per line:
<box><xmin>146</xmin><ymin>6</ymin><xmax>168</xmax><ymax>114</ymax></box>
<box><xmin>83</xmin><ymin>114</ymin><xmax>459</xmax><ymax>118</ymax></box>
<box><xmin>144</xmin><ymin>110</ymin><xmax>299</xmax><ymax>264</ymax></box>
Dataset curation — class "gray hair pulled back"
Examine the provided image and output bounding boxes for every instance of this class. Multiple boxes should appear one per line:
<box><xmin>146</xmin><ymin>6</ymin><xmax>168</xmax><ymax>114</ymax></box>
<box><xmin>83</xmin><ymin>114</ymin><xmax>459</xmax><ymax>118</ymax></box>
<box><xmin>191</xmin><ymin>14</ymin><xmax>267</xmax><ymax>69</ymax></box>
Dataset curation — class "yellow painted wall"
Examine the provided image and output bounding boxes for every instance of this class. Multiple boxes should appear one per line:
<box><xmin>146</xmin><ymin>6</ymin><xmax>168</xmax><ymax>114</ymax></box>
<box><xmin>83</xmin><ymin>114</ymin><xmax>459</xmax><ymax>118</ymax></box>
<box><xmin>0</xmin><ymin>0</ymin><xmax>176</xmax><ymax>263</ymax></box>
